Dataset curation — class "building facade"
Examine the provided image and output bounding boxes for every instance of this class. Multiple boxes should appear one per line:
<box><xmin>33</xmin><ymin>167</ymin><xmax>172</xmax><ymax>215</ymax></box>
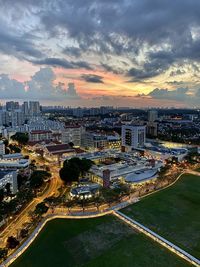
<box><xmin>121</xmin><ymin>125</ymin><xmax>146</xmax><ymax>150</ymax></box>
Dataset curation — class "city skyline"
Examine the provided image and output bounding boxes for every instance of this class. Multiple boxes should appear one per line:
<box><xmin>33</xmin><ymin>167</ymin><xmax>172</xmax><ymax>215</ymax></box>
<box><xmin>1</xmin><ymin>1</ymin><xmax>200</xmax><ymax>107</ymax></box>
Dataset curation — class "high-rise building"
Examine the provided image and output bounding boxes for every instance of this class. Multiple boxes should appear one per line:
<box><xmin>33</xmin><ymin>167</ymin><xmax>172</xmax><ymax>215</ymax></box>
<box><xmin>22</xmin><ymin>101</ymin><xmax>29</xmax><ymax>119</ymax></box>
<box><xmin>0</xmin><ymin>111</ymin><xmax>10</xmax><ymax>126</ymax></box>
<box><xmin>11</xmin><ymin>110</ymin><xmax>24</xmax><ymax>126</ymax></box>
<box><xmin>121</xmin><ymin>125</ymin><xmax>146</xmax><ymax>150</ymax></box>
<box><xmin>148</xmin><ymin>110</ymin><xmax>158</xmax><ymax>122</ymax></box>
<box><xmin>146</xmin><ymin>122</ymin><xmax>158</xmax><ymax>137</ymax></box>
<box><xmin>6</xmin><ymin>101</ymin><xmax>19</xmax><ymax>111</ymax></box>
<box><xmin>29</xmin><ymin>101</ymin><xmax>40</xmax><ymax>116</ymax></box>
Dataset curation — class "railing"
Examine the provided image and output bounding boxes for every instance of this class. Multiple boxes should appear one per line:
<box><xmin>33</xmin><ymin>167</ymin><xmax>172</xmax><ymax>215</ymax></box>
<box><xmin>114</xmin><ymin>210</ymin><xmax>200</xmax><ymax>267</ymax></box>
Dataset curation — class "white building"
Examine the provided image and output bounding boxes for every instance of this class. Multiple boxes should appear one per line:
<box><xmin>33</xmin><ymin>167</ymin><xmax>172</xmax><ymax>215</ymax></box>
<box><xmin>0</xmin><ymin>141</ymin><xmax>5</xmax><ymax>155</ymax></box>
<box><xmin>29</xmin><ymin>130</ymin><xmax>53</xmax><ymax>142</ymax></box>
<box><xmin>121</xmin><ymin>125</ymin><xmax>146</xmax><ymax>151</ymax></box>
<box><xmin>0</xmin><ymin>170</ymin><xmax>18</xmax><ymax>194</ymax></box>
<box><xmin>0</xmin><ymin>158</ymin><xmax>30</xmax><ymax>169</ymax></box>
<box><xmin>61</xmin><ymin>126</ymin><xmax>83</xmax><ymax>146</ymax></box>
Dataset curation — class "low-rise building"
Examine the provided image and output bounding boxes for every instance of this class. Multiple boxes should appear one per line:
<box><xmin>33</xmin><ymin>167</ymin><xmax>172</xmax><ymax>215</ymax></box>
<box><xmin>44</xmin><ymin>144</ymin><xmax>76</xmax><ymax>161</ymax></box>
<box><xmin>107</xmin><ymin>135</ymin><xmax>121</xmax><ymax>150</ymax></box>
<box><xmin>0</xmin><ymin>158</ymin><xmax>30</xmax><ymax>169</ymax></box>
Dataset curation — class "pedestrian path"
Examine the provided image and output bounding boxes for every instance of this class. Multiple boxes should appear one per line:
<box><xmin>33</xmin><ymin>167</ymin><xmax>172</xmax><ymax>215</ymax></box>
<box><xmin>113</xmin><ymin>210</ymin><xmax>200</xmax><ymax>267</ymax></box>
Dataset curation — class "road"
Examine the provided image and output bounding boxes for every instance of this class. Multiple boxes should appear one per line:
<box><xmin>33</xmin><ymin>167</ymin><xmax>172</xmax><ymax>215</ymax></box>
<box><xmin>0</xmin><ymin>156</ymin><xmax>62</xmax><ymax>247</ymax></box>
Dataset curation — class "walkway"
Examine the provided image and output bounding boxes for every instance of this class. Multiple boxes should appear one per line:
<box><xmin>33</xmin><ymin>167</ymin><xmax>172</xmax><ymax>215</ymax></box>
<box><xmin>113</xmin><ymin>210</ymin><xmax>200</xmax><ymax>267</ymax></box>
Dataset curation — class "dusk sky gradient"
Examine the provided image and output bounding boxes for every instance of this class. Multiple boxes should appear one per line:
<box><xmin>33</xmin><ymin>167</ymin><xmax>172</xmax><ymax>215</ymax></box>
<box><xmin>1</xmin><ymin>0</ymin><xmax>200</xmax><ymax>107</ymax></box>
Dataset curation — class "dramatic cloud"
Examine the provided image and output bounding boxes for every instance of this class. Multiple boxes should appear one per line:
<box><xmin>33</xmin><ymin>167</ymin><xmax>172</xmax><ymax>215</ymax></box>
<box><xmin>0</xmin><ymin>68</ymin><xmax>80</xmax><ymax>101</ymax></box>
<box><xmin>30</xmin><ymin>58</ymin><xmax>92</xmax><ymax>70</ymax></box>
<box><xmin>81</xmin><ymin>74</ymin><xmax>104</xmax><ymax>83</ymax></box>
<box><xmin>0</xmin><ymin>0</ymin><xmax>200</xmax><ymax>106</ymax></box>
<box><xmin>146</xmin><ymin>87</ymin><xmax>200</xmax><ymax>106</ymax></box>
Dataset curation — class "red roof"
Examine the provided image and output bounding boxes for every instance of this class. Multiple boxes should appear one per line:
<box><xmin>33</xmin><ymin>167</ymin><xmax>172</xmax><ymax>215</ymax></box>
<box><xmin>30</xmin><ymin>130</ymin><xmax>52</xmax><ymax>134</ymax></box>
<box><xmin>74</xmin><ymin>148</ymin><xmax>85</xmax><ymax>154</ymax></box>
<box><xmin>27</xmin><ymin>140</ymin><xmax>60</xmax><ymax>146</ymax></box>
<box><xmin>46</xmin><ymin>144</ymin><xmax>74</xmax><ymax>154</ymax></box>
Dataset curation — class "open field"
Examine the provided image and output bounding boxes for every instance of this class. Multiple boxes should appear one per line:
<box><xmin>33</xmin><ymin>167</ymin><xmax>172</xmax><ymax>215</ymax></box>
<box><xmin>10</xmin><ymin>216</ymin><xmax>192</xmax><ymax>267</ymax></box>
<box><xmin>122</xmin><ymin>173</ymin><xmax>200</xmax><ymax>258</ymax></box>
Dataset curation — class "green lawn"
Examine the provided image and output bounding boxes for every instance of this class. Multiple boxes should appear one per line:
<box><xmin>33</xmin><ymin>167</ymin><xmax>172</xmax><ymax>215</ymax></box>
<box><xmin>122</xmin><ymin>173</ymin><xmax>200</xmax><ymax>258</ymax></box>
<box><xmin>10</xmin><ymin>216</ymin><xmax>191</xmax><ymax>267</ymax></box>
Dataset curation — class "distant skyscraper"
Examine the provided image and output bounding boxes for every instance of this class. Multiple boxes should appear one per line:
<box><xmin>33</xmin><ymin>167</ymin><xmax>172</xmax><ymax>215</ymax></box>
<box><xmin>6</xmin><ymin>101</ymin><xmax>19</xmax><ymax>111</ymax></box>
<box><xmin>29</xmin><ymin>101</ymin><xmax>40</xmax><ymax>116</ymax></box>
<box><xmin>148</xmin><ymin>110</ymin><xmax>158</xmax><ymax>122</ymax></box>
<box><xmin>22</xmin><ymin>101</ymin><xmax>29</xmax><ymax>118</ymax></box>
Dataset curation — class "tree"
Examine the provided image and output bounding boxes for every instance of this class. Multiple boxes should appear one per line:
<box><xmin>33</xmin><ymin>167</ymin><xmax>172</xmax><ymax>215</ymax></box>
<box><xmin>79</xmin><ymin>158</ymin><xmax>93</xmax><ymax>176</ymax></box>
<box><xmin>60</xmin><ymin>158</ymin><xmax>93</xmax><ymax>184</ymax></box>
<box><xmin>3</xmin><ymin>139</ymin><xmax>8</xmax><ymax>147</ymax></box>
<box><xmin>20</xmin><ymin>229</ymin><xmax>28</xmax><ymax>239</ymax></box>
<box><xmin>59</xmin><ymin>165</ymin><xmax>80</xmax><ymax>184</ymax></box>
<box><xmin>5</xmin><ymin>183</ymin><xmax>11</xmax><ymax>196</ymax></box>
<box><xmin>0</xmin><ymin>248</ymin><xmax>8</xmax><ymax>260</ymax></box>
<box><xmin>11</xmin><ymin>132</ymin><xmax>29</xmax><ymax>146</ymax></box>
<box><xmin>68</xmin><ymin>142</ymin><xmax>74</xmax><ymax>148</ymax></box>
<box><xmin>17</xmin><ymin>174</ymin><xmax>24</xmax><ymax>189</ymax></box>
<box><xmin>8</xmin><ymin>144</ymin><xmax>21</xmax><ymax>153</ymax></box>
<box><xmin>0</xmin><ymin>189</ymin><xmax>4</xmax><ymax>203</ymax></box>
<box><xmin>34</xmin><ymin>202</ymin><xmax>49</xmax><ymax>215</ymax></box>
<box><xmin>30</xmin><ymin>173</ymin><xmax>43</xmax><ymax>189</ymax></box>
<box><xmin>30</xmin><ymin>170</ymin><xmax>51</xmax><ymax>189</ymax></box>
<box><xmin>7</xmin><ymin>236</ymin><xmax>19</xmax><ymax>249</ymax></box>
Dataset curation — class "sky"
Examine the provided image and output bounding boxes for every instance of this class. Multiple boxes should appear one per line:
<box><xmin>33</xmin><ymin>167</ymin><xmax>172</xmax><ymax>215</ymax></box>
<box><xmin>0</xmin><ymin>0</ymin><xmax>200</xmax><ymax>107</ymax></box>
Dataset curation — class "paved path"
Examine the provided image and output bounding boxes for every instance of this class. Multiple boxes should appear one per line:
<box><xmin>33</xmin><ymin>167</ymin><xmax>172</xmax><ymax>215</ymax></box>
<box><xmin>113</xmin><ymin>210</ymin><xmax>200</xmax><ymax>267</ymax></box>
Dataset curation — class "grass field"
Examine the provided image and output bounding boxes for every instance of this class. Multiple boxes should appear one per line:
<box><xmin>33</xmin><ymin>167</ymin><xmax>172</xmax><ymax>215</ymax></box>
<box><xmin>122</xmin><ymin>173</ymin><xmax>200</xmax><ymax>258</ymax></box>
<box><xmin>10</xmin><ymin>216</ymin><xmax>192</xmax><ymax>267</ymax></box>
